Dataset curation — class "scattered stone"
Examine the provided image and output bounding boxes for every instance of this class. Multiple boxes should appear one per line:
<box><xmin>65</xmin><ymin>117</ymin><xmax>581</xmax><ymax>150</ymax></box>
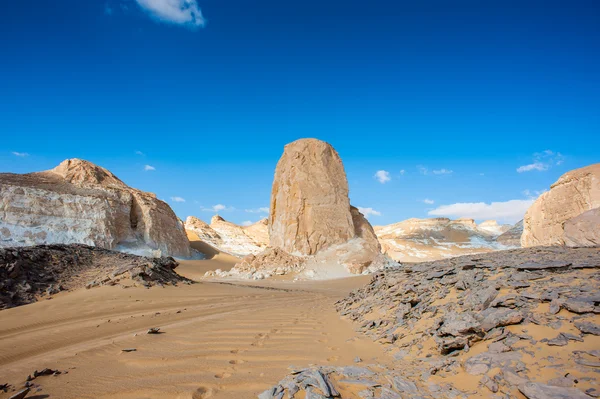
<box><xmin>575</xmin><ymin>321</ymin><xmax>600</xmax><ymax>335</ymax></box>
<box><xmin>121</xmin><ymin>348</ymin><xmax>137</xmax><ymax>352</ymax></box>
<box><xmin>147</xmin><ymin>328</ymin><xmax>161</xmax><ymax>334</ymax></box>
<box><xmin>519</xmin><ymin>381</ymin><xmax>592</xmax><ymax>399</ymax></box>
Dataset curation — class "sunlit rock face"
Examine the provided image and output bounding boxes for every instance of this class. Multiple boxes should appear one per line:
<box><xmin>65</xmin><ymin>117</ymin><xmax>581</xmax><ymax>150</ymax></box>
<box><xmin>522</xmin><ymin>163</ymin><xmax>600</xmax><ymax>248</ymax></box>
<box><xmin>0</xmin><ymin>159</ymin><xmax>191</xmax><ymax>258</ymax></box>
<box><xmin>184</xmin><ymin>215</ymin><xmax>268</xmax><ymax>257</ymax></box>
<box><xmin>223</xmin><ymin>138</ymin><xmax>390</xmax><ymax>279</ymax></box>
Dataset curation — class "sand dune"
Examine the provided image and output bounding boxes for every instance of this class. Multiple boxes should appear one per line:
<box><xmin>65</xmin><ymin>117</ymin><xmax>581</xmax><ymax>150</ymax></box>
<box><xmin>0</xmin><ymin>259</ymin><xmax>385</xmax><ymax>398</ymax></box>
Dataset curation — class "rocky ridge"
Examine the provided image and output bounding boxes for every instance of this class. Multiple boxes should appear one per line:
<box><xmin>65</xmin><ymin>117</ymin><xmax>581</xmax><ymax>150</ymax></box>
<box><xmin>0</xmin><ymin>159</ymin><xmax>191</xmax><ymax>258</ymax></box>
<box><xmin>375</xmin><ymin>218</ymin><xmax>517</xmax><ymax>263</ymax></box>
<box><xmin>324</xmin><ymin>247</ymin><xmax>600</xmax><ymax>398</ymax></box>
<box><xmin>0</xmin><ymin>244</ymin><xmax>190</xmax><ymax>309</ymax></box>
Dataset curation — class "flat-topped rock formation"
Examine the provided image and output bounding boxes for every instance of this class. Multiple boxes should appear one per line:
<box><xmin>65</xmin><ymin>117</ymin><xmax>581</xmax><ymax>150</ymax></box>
<box><xmin>375</xmin><ymin>217</ymin><xmax>516</xmax><ymax>262</ymax></box>
<box><xmin>523</xmin><ymin>163</ymin><xmax>600</xmax><ymax>248</ymax></box>
<box><xmin>217</xmin><ymin>139</ymin><xmax>393</xmax><ymax>280</ymax></box>
<box><xmin>0</xmin><ymin>159</ymin><xmax>191</xmax><ymax>257</ymax></box>
<box><xmin>184</xmin><ymin>215</ymin><xmax>268</xmax><ymax>257</ymax></box>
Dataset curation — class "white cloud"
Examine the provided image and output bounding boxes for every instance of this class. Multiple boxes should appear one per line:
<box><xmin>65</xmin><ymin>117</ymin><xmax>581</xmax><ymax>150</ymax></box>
<box><xmin>202</xmin><ymin>204</ymin><xmax>234</xmax><ymax>213</ymax></box>
<box><xmin>144</xmin><ymin>164</ymin><xmax>156</xmax><ymax>171</ymax></box>
<box><xmin>12</xmin><ymin>152</ymin><xmax>29</xmax><ymax>157</ymax></box>
<box><xmin>135</xmin><ymin>0</ymin><xmax>205</xmax><ymax>28</ymax></box>
<box><xmin>517</xmin><ymin>150</ymin><xmax>564</xmax><ymax>173</ymax></box>
<box><xmin>432</xmin><ymin>168</ymin><xmax>453</xmax><ymax>175</ymax></box>
<box><xmin>357</xmin><ymin>206</ymin><xmax>382</xmax><ymax>218</ymax></box>
<box><xmin>245</xmin><ymin>207</ymin><xmax>270</xmax><ymax>214</ymax></box>
<box><xmin>418</xmin><ymin>165</ymin><xmax>429</xmax><ymax>175</ymax></box>
<box><xmin>374</xmin><ymin>170</ymin><xmax>391</xmax><ymax>184</ymax></box>
<box><xmin>135</xmin><ymin>150</ymin><xmax>145</xmax><ymax>156</ymax></box>
<box><xmin>241</xmin><ymin>221</ymin><xmax>253</xmax><ymax>226</ymax></box>
<box><xmin>428</xmin><ymin>199</ymin><xmax>534</xmax><ymax>224</ymax></box>
<box><xmin>423</xmin><ymin>199</ymin><xmax>435</xmax><ymax>205</ymax></box>
<box><xmin>517</xmin><ymin>162</ymin><xmax>548</xmax><ymax>173</ymax></box>
<box><xmin>170</xmin><ymin>196</ymin><xmax>186</xmax><ymax>202</ymax></box>
<box><xmin>399</xmin><ymin>169</ymin><xmax>406</xmax><ymax>175</ymax></box>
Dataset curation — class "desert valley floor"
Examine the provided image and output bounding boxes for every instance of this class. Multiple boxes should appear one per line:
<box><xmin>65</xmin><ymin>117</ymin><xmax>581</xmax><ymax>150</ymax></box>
<box><xmin>0</xmin><ymin>251</ymin><xmax>390</xmax><ymax>399</ymax></box>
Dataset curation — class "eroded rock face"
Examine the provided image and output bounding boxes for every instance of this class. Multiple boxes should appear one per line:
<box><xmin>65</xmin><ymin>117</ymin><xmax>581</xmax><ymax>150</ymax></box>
<box><xmin>522</xmin><ymin>163</ymin><xmax>600</xmax><ymax>248</ymax></box>
<box><xmin>221</xmin><ymin>139</ymin><xmax>389</xmax><ymax>279</ymax></box>
<box><xmin>269</xmin><ymin>138</ymin><xmax>355</xmax><ymax>255</ymax></box>
<box><xmin>184</xmin><ymin>215</ymin><xmax>268</xmax><ymax>256</ymax></box>
<box><xmin>0</xmin><ymin>159</ymin><xmax>191</xmax><ymax>257</ymax></box>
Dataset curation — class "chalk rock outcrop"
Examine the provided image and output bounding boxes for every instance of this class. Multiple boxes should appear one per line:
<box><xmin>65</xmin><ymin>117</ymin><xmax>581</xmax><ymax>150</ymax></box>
<box><xmin>0</xmin><ymin>159</ymin><xmax>191</xmax><ymax>257</ymax></box>
<box><xmin>522</xmin><ymin>163</ymin><xmax>600</xmax><ymax>248</ymax></box>
<box><xmin>223</xmin><ymin>139</ymin><xmax>390</xmax><ymax>279</ymax></box>
<box><xmin>184</xmin><ymin>215</ymin><xmax>268</xmax><ymax>257</ymax></box>
<box><xmin>375</xmin><ymin>217</ymin><xmax>515</xmax><ymax>263</ymax></box>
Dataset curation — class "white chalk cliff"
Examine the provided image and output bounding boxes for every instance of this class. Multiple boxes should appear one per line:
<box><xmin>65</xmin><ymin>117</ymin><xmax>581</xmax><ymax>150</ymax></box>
<box><xmin>185</xmin><ymin>215</ymin><xmax>268</xmax><ymax>257</ymax></box>
<box><xmin>0</xmin><ymin>159</ymin><xmax>191</xmax><ymax>257</ymax></box>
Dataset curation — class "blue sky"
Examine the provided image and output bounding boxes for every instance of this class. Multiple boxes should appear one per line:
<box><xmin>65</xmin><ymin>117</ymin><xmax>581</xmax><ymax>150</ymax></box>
<box><xmin>1</xmin><ymin>0</ymin><xmax>599</xmax><ymax>226</ymax></box>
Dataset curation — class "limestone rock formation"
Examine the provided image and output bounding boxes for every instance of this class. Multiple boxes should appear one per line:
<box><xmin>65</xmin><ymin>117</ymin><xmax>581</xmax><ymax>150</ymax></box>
<box><xmin>222</xmin><ymin>138</ymin><xmax>390</xmax><ymax>279</ymax></box>
<box><xmin>269</xmin><ymin>138</ymin><xmax>356</xmax><ymax>255</ymax></box>
<box><xmin>0</xmin><ymin>159</ymin><xmax>191</xmax><ymax>257</ymax></box>
<box><xmin>478</xmin><ymin>220</ymin><xmax>512</xmax><ymax>236</ymax></box>
<box><xmin>184</xmin><ymin>215</ymin><xmax>268</xmax><ymax>257</ymax></box>
<box><xmin>374</xmin><ymin>217</ymin><xmax>515</xmax><ymax>263</ymax></box>
<box><xmin>522</xmin><ymin>163</ymin><xmax>600</xmax><ymax>248</ymax></box>
<box><xmin>496</xmin><ymin>220</ymin><xmax>524</xmax><ymax>247</ymax></box>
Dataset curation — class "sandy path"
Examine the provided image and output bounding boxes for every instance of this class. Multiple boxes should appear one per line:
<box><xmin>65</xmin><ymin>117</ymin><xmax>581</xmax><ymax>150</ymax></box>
<box><xmin>0</xmin><ymin>262</ymin><xmax>387</xmax><ymax>399</ymax></box>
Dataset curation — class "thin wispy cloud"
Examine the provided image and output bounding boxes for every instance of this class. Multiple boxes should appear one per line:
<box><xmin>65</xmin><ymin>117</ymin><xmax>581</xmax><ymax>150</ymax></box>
<box><xmin>374</xmin><ymin>170</ymin><xmax>391</xmax><ymax>184</ymax></box>
<box><xmin>517</xmin><ymin>150</ymin><xmax>564</xmax><ymax>173</ymax></box>
<box><xmin>135</xmin><ymin>150</ymin><xmax>145</xmax><ymax>156</ymax></box>
<box><xmin>423</xmin><ymin>199</ymin><xmax>435</xmax><ymax>205</ymax></box>
<box><xmin>144</xmin><ymin>164</ymin><xmax>156</xmax><ymax>171</ymax></box>
<box><xmin>419</xmin><ymin>166</ymin><xmax>452</xmax><ymax>175</ymax></box>
<box><xmin>11</xmin><ymin>152</ymin><xmax>29</xmax><ymax>157</ymax></box>
<box><xmin>241</xmin><ymin>220</ymin><xmax>253</xmax><ymax>226</ymax></box>
<box><xmin>357</xmin><ymin>206</ymin><xmax>382</xmax><ymax>218</ymax></box>
<box><xmin>202</xmin><ymin>204</ymin><xmax>234</xmax><ymax>213</ymax></box>
<box><xmin>135</xmin><ymin>0</ymin><xmax>205</xmax><ymax>28</ymax></box>
<box><xmin>170</xmin><ymin>196</ymin><xmax>186</xmax><ymax>202</ymax></box>
<box><xmin>428</xmin><ymin>199</ymin><xmax>534</xmax><ymax>224</ymax></box>
<box><xmin>399</xmin><ymin>169</ymin><xmax>406</xmax><ymax>176</ymax></box>
<box><xmin>245</xmin><ymin>207</ymin><xmax>269</xmax><ymax>214</ymax></box>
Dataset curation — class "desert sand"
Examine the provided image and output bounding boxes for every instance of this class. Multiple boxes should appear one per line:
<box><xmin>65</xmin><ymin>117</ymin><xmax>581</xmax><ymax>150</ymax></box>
<box><xmin>0</xmin><ymin>236</ymin><xmax>389</xmax><ymax>399</ymax></box>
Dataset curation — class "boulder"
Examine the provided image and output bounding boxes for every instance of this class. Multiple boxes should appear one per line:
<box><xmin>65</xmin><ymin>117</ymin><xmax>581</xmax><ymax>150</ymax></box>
<box><xmin>0</xmin><ymin>159</ymin><xmax>191</xmax><ymax>257</ymax></box>
<box><xmin>522</xmin><ymin>163</ymin><xmax>600</xmax><ymax>248</ymax></box>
